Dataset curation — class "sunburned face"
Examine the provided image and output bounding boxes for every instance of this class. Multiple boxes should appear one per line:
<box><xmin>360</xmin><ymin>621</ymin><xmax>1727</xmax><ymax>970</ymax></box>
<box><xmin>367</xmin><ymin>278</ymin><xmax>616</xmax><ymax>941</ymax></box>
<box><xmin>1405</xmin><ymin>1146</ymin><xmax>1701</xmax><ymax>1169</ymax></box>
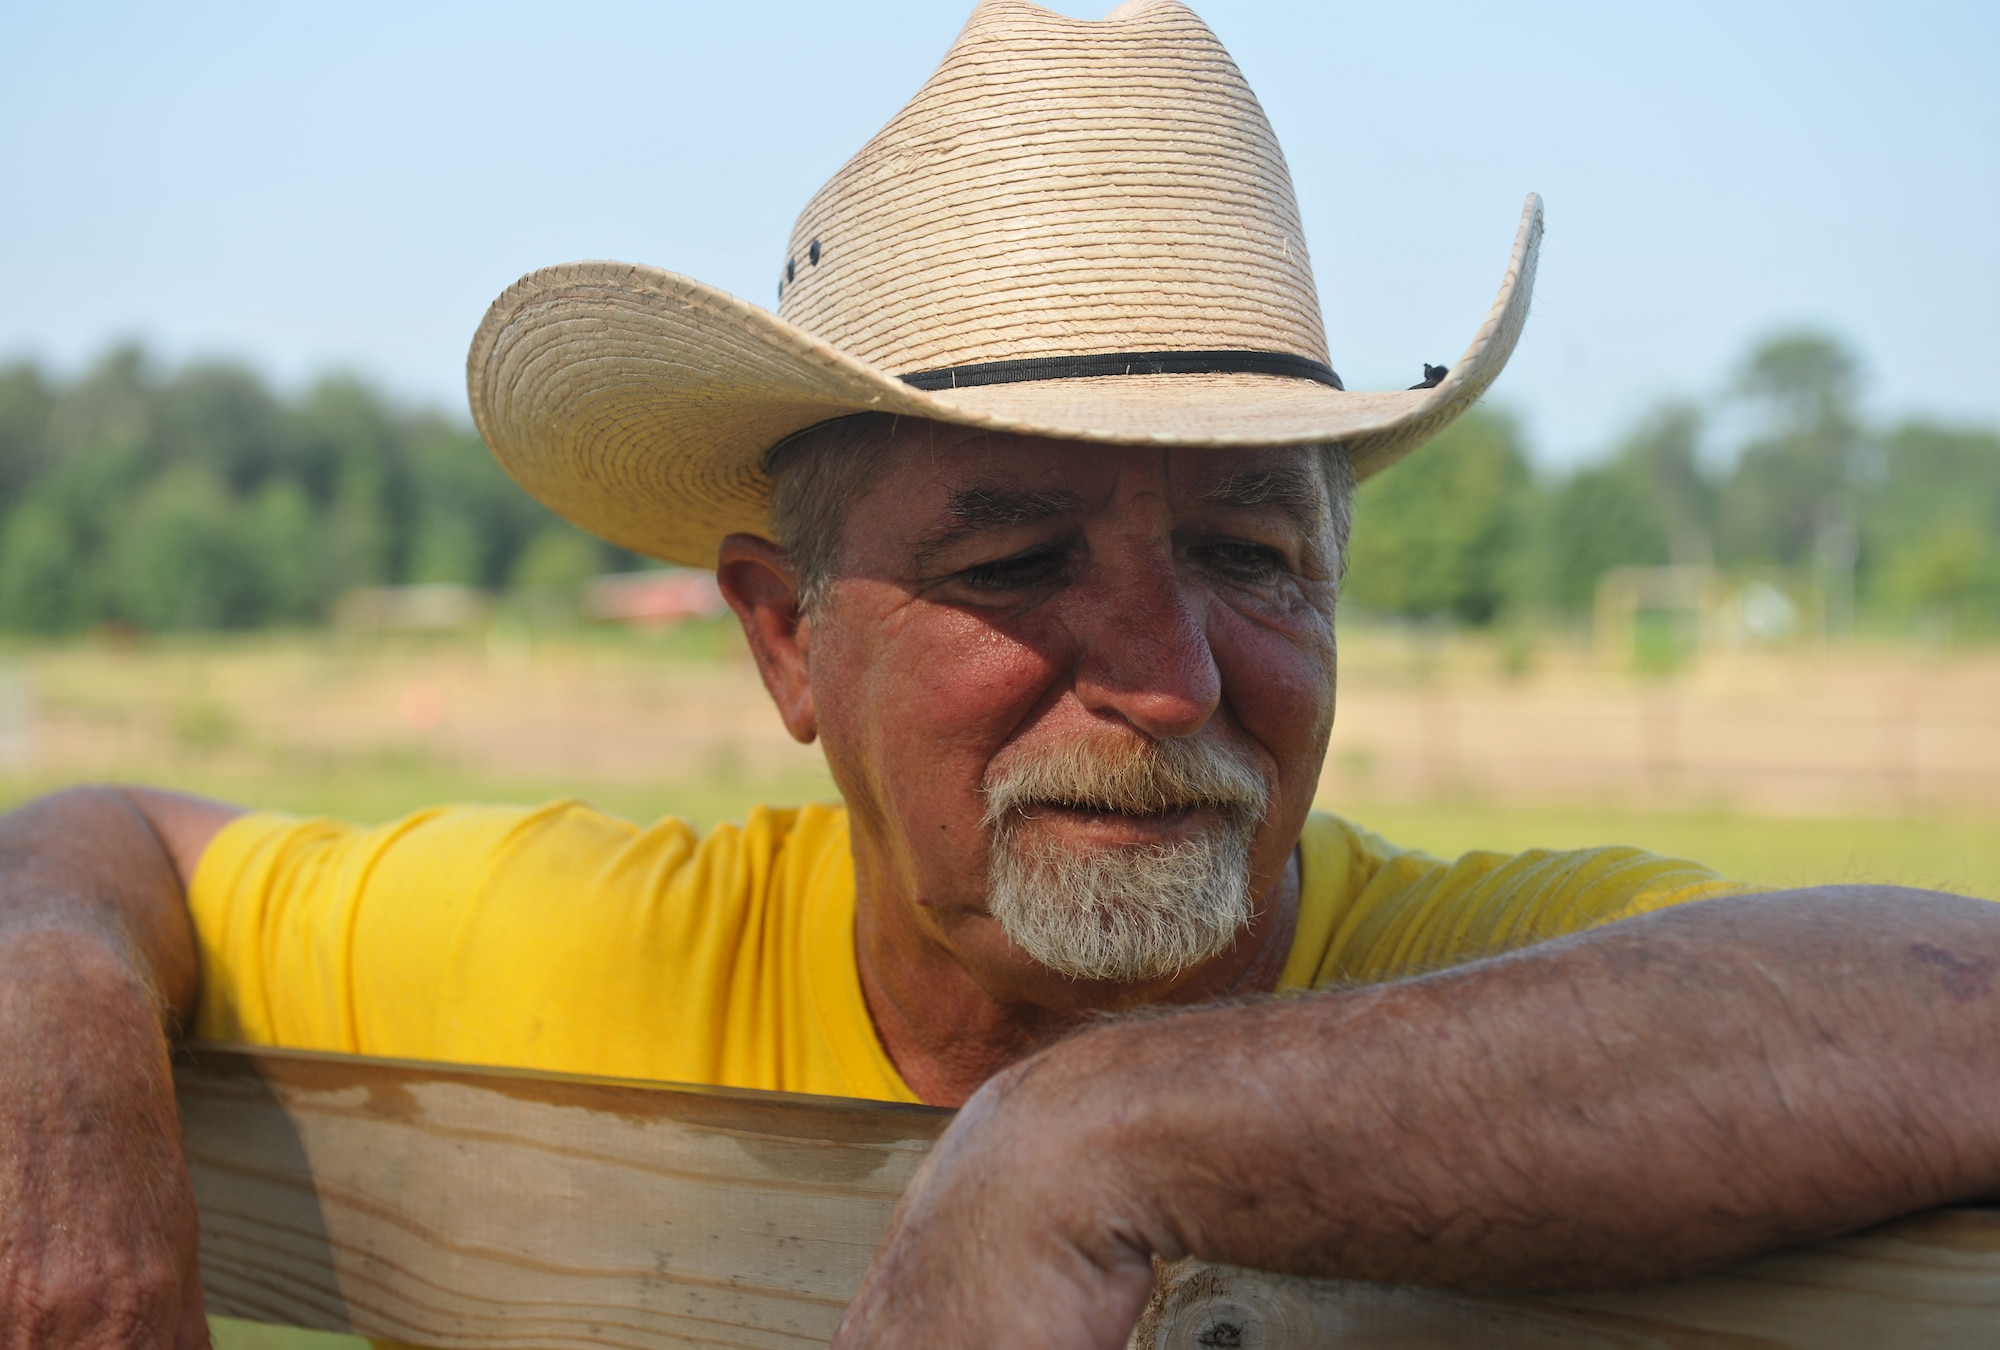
<box><xmin>723</xmin><ymin>425</ymin><xmax>1342</xmax><ymax>1004</ymax></box>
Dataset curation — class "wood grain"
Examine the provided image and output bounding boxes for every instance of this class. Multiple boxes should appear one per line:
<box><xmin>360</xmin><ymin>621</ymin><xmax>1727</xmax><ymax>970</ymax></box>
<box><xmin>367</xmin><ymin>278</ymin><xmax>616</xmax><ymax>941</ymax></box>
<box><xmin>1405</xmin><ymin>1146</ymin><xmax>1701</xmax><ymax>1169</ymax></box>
<box><xmin>179</xmin><ymin>1045</ymin><xmax>2000</xmax><ymax>1350</ymax></box>
<box><xmin>178</xmin><ymin>1044</ymin><xmax>949</xmax><ymax>1349</ymax></box>
<box><xmin>1134</xmin><ymin>1210</ymin><xmax>2000</xmax><ymax>1348</ymax></box>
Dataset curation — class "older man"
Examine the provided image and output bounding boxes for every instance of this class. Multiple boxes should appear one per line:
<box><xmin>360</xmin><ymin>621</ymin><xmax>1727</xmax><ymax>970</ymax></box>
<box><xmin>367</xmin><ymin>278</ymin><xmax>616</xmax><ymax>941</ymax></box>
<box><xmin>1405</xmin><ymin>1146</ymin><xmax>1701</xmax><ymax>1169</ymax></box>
<box><xmin>2</xmin><ymin>3</ymin><xmax>1997</xmax><ymax>1349</ymax></box>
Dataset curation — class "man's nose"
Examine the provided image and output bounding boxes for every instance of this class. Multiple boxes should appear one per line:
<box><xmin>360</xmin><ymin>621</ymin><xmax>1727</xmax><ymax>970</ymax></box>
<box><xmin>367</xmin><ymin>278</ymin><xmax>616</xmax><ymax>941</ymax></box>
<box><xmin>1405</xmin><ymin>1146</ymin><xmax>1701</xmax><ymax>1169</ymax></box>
<box><xmin>1071</xmin><ymin>561</ymin><xmax>1221</xmax><ymax>739</ymax></box>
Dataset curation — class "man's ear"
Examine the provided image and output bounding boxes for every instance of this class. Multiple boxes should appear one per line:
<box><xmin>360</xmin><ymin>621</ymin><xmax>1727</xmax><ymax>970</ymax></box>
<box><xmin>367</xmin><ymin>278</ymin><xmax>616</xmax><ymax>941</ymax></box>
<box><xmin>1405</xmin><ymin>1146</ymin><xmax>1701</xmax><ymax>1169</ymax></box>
<box><xmin>716</xmin><ymin>533</ymin><xmax>817</xmax><ymax>744</ymax></box>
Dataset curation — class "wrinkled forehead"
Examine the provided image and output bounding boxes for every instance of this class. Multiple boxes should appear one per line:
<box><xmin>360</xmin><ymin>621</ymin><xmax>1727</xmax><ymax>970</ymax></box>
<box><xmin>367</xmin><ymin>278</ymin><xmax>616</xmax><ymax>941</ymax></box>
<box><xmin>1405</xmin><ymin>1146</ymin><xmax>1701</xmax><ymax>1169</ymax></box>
<box><xmin>866</xmin><ymin>425</ymin><xmax>1334</xmax><ymax>523</ymax></box>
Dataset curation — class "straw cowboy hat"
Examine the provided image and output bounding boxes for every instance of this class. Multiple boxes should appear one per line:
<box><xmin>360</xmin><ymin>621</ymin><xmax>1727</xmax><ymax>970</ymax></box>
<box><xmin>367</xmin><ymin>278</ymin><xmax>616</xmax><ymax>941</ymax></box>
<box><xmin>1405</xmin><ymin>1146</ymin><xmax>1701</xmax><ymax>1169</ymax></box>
<box><xmin>468</xmin><ymin>0</ymin><xmax>1543</xmax><ymax>568</ymax></box>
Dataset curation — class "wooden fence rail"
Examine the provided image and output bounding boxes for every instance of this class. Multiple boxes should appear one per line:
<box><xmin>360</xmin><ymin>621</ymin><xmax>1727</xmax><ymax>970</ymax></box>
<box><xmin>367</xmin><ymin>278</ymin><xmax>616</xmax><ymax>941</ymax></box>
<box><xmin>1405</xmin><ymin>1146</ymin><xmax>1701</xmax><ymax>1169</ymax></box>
<box><xmin>179</xmin><ymin>1045</ymin><xmax>2000</xmax><ymax>1349</ymax></box>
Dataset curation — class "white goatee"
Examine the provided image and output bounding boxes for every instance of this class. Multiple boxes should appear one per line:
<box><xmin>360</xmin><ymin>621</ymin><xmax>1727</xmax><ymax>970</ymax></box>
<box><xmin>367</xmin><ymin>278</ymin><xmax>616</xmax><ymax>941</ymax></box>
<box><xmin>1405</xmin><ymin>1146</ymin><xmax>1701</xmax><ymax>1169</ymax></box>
<box><xmin>980</xmin><ymin>734</ymin><xmax>1268</xmax><ymax>983</ymax></box>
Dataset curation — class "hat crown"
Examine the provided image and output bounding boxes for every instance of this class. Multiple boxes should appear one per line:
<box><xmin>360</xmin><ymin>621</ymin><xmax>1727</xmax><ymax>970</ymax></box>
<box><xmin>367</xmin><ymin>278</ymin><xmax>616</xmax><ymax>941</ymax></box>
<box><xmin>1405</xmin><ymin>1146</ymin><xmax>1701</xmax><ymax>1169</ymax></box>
<box><xmin>773</xmin><ymin>0</ymin><xmax>1327</xmax><ymax>375</ymax></box>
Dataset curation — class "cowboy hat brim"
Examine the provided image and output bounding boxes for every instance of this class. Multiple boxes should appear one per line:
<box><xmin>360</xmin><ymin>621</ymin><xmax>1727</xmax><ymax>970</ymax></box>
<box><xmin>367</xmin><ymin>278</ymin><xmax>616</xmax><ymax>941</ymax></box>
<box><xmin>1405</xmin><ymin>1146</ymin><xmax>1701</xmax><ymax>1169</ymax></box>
<box><xmin>468</xmin><ymin>194</ymin><xmax>1541</xmax><ymax>569</ymax></box>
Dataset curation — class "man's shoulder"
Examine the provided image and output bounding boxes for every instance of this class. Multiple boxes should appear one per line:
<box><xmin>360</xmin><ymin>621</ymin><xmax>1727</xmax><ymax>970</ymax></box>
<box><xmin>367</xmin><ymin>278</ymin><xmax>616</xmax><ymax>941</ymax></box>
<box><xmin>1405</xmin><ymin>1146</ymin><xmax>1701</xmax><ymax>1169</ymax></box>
<box><xmin>210</xmin><ymin>797</ymin><xmax>849</xmax><ymax>858</ymax></box>
<box><xmin>194</xmin><ymin>798</ymin><xmax>856</xmax><ymax>920</ymax></box>
<box><xmin>1290</xmin><ymin>810</ymin><xmax>1743</xmax><ymax>987</ymax></box>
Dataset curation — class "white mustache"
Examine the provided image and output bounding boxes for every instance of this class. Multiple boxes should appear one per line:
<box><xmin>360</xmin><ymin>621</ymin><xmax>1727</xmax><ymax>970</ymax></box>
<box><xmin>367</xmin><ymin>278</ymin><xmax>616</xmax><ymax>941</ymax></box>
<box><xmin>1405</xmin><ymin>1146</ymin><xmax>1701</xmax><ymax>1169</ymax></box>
<box><xmin>980</xmin><ymin>734</ymin><xmax>1269</xmax><ymax>831</ymax></box>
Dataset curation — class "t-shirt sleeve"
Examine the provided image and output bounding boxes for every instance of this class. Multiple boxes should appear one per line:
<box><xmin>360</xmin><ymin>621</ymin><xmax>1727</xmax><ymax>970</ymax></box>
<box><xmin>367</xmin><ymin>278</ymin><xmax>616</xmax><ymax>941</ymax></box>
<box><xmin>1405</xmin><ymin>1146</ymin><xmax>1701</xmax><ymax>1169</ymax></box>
<box><xmin>185</xmin><ymin>802</ymin><xmax>681</xmax><ymax>1055</ymax></box>
<box><xmin>1301</xmin><ymin>817</ymin><xmax>1754</xmax><ymax>987</ymax></box>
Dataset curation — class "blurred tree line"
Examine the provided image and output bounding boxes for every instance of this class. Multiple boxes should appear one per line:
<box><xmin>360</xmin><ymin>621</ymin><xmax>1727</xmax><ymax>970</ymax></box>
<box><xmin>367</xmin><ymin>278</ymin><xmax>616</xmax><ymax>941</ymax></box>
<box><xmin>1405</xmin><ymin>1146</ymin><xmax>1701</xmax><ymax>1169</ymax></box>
<box><xmin>1346</xmin><ymin>331</ymin><xmax>2000</xmax><ymax>640</ymax></box>
<box><xmin>0</xmin><ymin>346</ymin><xmax>625</xmax><ymax>633</ymax></box>
<box><xmin>0</xmin><ymin>334</ymin><xmax>1994</xmax><ymax>639</ymax></box>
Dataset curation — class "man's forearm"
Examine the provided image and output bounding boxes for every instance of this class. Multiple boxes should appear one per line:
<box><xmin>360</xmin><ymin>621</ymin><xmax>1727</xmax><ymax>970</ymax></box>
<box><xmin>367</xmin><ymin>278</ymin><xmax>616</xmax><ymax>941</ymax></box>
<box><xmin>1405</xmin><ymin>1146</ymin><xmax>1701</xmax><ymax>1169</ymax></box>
<box><xmin>833</xmin><ymin>888</ymin><xmax>2000</xmax><ymax>1348</ymax></box>
<box><xmin>0</xmin><ymin>787</ymin><xmax>209</xmax><ymax>1025</ymax></box>
<box><xmin>1048</xmin><ymin>886</ymin><xmax>2000</xmax><ymax>1289</ymax></box>
<box><xmin>0</xmin><ymin>788</ymin><xmax>219</xmax><ymax>1350</ymax></box>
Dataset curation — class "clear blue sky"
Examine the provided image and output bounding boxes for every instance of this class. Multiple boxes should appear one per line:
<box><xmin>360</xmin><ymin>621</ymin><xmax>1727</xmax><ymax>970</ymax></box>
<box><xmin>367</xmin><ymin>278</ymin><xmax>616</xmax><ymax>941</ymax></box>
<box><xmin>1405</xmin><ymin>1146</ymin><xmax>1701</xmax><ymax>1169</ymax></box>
<box><xmin>3</xmin><ymin>0</ymin><xmax>1995</xmax><ymax>467</ymax></box>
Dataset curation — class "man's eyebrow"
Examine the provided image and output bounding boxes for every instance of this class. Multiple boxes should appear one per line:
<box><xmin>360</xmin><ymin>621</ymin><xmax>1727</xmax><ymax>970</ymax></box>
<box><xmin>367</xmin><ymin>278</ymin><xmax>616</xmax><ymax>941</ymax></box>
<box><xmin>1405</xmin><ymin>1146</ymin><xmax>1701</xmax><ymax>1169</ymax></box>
<box><xmin>1196</xmin><ymin>464</ymin><xmax>1327</xmax><ymax>532</ymax></box>
<box><xmin>913</xmin><ymin>484</ymin><xmax>1085</xmax><ymax>563</ymax></box>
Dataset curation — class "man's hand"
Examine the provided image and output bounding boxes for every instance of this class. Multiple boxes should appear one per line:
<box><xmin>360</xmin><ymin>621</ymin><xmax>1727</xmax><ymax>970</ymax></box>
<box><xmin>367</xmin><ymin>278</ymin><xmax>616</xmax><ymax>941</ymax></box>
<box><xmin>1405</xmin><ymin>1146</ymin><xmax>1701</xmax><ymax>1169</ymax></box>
<box><xmin>836</xmin><ymin>888</ymin><xmax>2000</xmax><ymax>1349</ymax></box>
<box><xmin>0</xmin><ymin>788</ymin><xmax>238</xmax><ymax>1348</ymax></box>
<box><xmin>833</xmin><ymin>1047</ymin><xmax>1164</xmax><ymax>1350</ymax></box>
<box><xmin>0</xmin><ymin>932</ymin><xmax>208</xmax><ymax>1350</ymax></box>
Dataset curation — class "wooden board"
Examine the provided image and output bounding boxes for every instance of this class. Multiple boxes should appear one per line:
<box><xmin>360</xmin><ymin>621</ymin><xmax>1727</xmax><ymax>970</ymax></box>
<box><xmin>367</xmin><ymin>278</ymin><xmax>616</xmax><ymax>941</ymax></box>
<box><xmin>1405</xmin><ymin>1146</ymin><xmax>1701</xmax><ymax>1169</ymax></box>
<box><xmin>179</xmin><ymin>1045</ymin><xmax>2000</xmax><ymax>1350</ymax></box>
<box><xmin>178</xmin><ymin>1045</ymin><xmax>949</xmax><ymax>1349</ymax></box>
<box><xmin>1135</xmin><ymin>1215</ymin><xmax>2000</xmax><ymax>1349</ymax></box>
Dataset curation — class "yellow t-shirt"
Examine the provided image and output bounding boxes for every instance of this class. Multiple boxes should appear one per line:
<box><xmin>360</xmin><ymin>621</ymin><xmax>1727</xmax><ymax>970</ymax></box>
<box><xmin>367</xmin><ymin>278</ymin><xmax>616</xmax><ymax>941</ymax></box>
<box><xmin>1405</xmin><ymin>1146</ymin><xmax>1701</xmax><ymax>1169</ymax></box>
<box><xmin>188</xmin><ymin>803</ymin><xmax>1746</xmax><ymax>1103</ymax></box>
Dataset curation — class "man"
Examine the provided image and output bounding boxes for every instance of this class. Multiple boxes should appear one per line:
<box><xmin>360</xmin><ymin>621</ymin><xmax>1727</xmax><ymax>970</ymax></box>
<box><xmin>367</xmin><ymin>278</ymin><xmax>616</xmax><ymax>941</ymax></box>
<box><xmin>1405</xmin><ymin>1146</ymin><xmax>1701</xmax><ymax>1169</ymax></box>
<box><xmin>2</xmin><ymin>3</ymin><xmax>1996</xmax><ymax>1348</ymax></box>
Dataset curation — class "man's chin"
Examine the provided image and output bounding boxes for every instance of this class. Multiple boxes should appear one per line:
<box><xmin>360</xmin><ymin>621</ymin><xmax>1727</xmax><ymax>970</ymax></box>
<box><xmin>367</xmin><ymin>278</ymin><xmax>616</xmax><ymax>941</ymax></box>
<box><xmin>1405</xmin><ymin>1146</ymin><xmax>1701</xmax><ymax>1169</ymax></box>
<box><xmin>984</xmin><ymin>827</ymin><xmax>1257</xmax><ymax>986</ymax></box>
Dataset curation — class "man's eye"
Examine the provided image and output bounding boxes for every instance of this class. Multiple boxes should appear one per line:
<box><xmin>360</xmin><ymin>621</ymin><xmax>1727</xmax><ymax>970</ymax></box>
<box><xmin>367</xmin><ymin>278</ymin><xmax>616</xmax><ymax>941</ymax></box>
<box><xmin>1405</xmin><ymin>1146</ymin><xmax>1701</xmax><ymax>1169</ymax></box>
<box><xmin>1196</xmin><ymin>540</ymin><xmax>1287</xmax><ymax>581</ymax></box>
<box><xmin>958</xmin><ymin>547</ymin><xmax>1066</xmax><ymax>592</ymax></box>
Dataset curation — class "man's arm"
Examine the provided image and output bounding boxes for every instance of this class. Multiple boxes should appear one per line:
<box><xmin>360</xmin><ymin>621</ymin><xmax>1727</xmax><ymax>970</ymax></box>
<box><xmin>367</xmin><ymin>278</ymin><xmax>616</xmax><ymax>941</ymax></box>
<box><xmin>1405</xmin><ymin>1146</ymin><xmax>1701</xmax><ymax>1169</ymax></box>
<box><xmin>0</xmin><ymin>787</ymin><xmax>240</xmax><ymax>1350</ymax></box>
<box><xmin>835</xmin><ymin>886</ymin><xmax>2000</xmax><ymax>1350</ymax></box>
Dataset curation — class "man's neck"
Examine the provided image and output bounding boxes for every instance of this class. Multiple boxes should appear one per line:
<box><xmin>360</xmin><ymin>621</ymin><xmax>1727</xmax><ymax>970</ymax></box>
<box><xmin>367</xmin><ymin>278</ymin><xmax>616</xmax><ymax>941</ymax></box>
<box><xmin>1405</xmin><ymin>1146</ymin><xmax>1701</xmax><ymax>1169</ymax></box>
<box><xmin>852</xmin><ymin>850</ymin><xmax>1302</xmax><ymax>1107</ymax></box>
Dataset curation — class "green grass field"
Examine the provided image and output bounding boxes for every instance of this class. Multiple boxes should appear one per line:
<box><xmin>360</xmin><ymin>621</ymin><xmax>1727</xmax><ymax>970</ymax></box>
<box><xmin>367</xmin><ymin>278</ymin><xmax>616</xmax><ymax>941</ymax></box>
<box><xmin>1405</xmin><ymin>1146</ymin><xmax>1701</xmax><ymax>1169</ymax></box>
<box><xmin>209</xmin><ymin>1320</ymin><xmax>354</xmax><ymax>1350</ymax></box>
<box><xmin>9</xmin><ymin>757</ymin><xmax>1989</xmax><ymax>900</ymax></box>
